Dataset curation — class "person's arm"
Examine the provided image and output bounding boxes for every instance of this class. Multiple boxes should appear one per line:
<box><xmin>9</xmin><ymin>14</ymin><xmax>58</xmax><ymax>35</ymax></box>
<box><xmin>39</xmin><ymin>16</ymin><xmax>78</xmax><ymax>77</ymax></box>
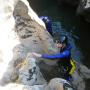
<box><xmin>41</xmin><ymin>50</ymin><xmax>70</xmax><ymax>60</ymax></box>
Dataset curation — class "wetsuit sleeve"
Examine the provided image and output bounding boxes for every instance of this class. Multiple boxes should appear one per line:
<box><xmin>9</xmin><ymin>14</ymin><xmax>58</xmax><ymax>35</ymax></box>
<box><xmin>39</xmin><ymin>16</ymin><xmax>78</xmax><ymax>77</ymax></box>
<box><xmin>41</xmin><ymin>50</ymin><xmax>70</xmax><ymax>60</ymax></box>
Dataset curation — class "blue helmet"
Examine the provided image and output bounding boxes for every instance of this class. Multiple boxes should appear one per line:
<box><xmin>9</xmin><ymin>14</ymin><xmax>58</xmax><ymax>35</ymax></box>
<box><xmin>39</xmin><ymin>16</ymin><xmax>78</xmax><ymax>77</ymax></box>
<box><xmin>59</xmin><ymin>35</ymin><xmax>68</xmax><ymax>44</ymax></box>
<box><xmin>40</xmin><ymin>16</ymin><xmax>50</xmax><ymax>23</ymax></box>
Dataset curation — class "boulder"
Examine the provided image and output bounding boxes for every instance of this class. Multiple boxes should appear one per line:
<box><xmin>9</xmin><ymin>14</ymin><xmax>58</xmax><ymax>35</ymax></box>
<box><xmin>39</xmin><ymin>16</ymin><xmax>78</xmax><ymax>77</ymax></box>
<box><xmin>71</xmin><ymin>62</ymin><xmax>90</xmax><ymax>90</ymax></box>
<box><xmin>45</xmin><ymin>78</ymin><xmax>73</xmax><ymax>90</ymax></box>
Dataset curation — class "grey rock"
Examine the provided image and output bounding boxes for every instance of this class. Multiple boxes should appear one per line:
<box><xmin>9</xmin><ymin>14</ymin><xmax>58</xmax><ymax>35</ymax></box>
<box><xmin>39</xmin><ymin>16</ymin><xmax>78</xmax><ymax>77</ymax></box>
<box><xmin>0</xmin><ymin>83</ymin><xmax>46</xmax><ymax>90</ymax></box>
<box><xmin>18</xmin><ymin>54</ymin><xmax>46</xmax><ymax>85</ymax></box>
<box><xmin>45</xmin><ymin>78</ymin><xmax>73</xmax><ymax>90</ymax></box>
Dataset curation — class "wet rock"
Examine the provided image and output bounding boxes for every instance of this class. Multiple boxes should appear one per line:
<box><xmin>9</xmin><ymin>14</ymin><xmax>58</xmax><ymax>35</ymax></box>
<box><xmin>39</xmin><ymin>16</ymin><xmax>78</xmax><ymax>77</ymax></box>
<box><xmin>0</xmin><ymin>78</ymin><xmax>74</xmax><ymax>90</ymax></box>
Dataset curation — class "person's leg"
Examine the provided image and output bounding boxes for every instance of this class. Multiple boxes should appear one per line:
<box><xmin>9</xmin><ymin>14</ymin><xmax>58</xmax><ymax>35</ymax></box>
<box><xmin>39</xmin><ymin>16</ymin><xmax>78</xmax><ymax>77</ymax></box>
<box><xmin>65</xmin><ymin>64</ymin><xmax>72</xmax><ymax>81</ymax></box>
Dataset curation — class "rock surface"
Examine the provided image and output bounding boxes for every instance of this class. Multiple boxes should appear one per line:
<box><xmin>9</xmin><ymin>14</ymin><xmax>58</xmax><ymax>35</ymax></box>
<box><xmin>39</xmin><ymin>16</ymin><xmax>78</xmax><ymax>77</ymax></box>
<box><xmin>0</xmin><ymin>83</ymin><xmax>45</xmax><ymax>90</ymax></box>
<box><xmin>0</xmin><ymin>0</ymin><xmax>90</xmax><ymax>90</ymax></box>
<box><xmin>0</xmin><ymin>78</ymin><xmax>73</xmax><ymax>90</ymax></box>
<box><xmin>17</xmin><ymin>54</ymin><xmax>46</xmax><ymax>85</ymax></box>
<box><xmin>71</xmin><ymin>62</ymin><xmax>90</xmax><ymax>90</ymax></box>
<box><xmin>45</xmin><ymin>78</ymin><xmax>71</xmax><ymax>90</ymax></box>
<box><xmin>0</xmin><ymin>0</ymin><xmax>58</xmax><ymax>86</ymax></box>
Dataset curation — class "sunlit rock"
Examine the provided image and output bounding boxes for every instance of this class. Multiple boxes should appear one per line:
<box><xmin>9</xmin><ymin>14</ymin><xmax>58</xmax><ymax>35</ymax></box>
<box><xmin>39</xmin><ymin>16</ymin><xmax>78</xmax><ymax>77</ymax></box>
<box><xmin>0</xmin><ymin>83</ymin><xmax>46</xmax><ymax>90</ymax></box>
<box><xmin>0</xmin><ymin>0</ymin><xmax>58</xmax><ymax>86</ymax></box>
<box><xmin>0</xmin><ymin>0</ymin><xmax>20</xmax><ymax>82</ymax></box>
<box><xmin>17</xmin><ymin>53</ymin><xmax>46</xmax><ymax>85</ymax></box>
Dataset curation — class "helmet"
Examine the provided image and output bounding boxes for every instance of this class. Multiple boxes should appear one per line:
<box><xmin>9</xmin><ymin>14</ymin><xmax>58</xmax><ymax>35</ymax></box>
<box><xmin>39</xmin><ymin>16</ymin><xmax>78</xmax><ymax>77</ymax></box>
<box><xmin>40</xmin><ymin>16</ymin><xmax>50</xmax><ymax>23</ymax></box>
<box><xmin>59</xmin><ymin>35</ymin><xmax>68</xmax><ymax>44</ymax></box>
<box><xmin>43</xmin><ymin>17</ymin><xmax>49</xmax><ymax>23</ymax></box>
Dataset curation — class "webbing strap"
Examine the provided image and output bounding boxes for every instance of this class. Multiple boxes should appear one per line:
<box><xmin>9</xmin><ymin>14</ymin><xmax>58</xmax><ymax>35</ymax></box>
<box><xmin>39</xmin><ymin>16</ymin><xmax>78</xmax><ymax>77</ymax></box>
<box><xmin>69</xmin><ymin>60</ymin><xmax>76</xmax><ymax>75</ymax></box>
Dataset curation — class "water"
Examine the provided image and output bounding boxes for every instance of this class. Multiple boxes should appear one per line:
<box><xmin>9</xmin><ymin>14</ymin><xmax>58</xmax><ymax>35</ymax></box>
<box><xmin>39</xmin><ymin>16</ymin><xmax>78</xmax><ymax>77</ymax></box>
<box><xmin>28</xmin><ymin>0</ymin><xmax>90</xmax><ymax>89</ymax></box>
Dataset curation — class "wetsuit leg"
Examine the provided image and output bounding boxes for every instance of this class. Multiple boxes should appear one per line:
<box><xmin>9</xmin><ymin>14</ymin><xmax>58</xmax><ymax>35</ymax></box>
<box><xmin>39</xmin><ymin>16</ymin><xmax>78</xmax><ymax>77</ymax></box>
<box><xmin>57</xmin><ymin>60</ymin><xmax>72</xmax><ymax>80</ymax></box>
<box><xmin>64</xmin><ymin>64</ymin><xmax>72</xmax><ymax>80</ymax></box>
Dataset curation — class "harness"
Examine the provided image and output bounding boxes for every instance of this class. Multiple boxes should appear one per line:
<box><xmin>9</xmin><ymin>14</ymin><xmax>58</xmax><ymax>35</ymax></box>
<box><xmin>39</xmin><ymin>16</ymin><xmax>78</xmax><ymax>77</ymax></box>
<box><xmin>58</xmin><ymin>59</ymin><xmax>76</xmax><ymax>75</ymax></box>
<box><xmin>69</xmin><ymin>59</ymin><xmax>76</xmax><ymax>75</ymax></box>
<box><xmin>59</xmin><ymin>46</ymin><xmax>76</xmax><ymax>75</ymax></box>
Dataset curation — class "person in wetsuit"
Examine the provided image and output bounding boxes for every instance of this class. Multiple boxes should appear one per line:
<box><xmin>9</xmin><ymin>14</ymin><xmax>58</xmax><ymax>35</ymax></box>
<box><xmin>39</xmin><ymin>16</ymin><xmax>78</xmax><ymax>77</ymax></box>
<box><xmin>32</xmin><ymin>35</ymin><xmax>75</xmax><ymax>80</ymax></box>
<box><xmin>40</xmin><ymin>16</ymin><xmax>53</xmax><ymax>36</ymax></box>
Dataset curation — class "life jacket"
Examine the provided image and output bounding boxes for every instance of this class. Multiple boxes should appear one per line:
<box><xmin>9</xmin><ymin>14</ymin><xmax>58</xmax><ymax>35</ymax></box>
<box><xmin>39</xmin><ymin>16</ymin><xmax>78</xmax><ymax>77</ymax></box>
<box><xmin>58</xmin><ymin>44</ymin><xmax>76</xmax><ymax>75</ymax></box>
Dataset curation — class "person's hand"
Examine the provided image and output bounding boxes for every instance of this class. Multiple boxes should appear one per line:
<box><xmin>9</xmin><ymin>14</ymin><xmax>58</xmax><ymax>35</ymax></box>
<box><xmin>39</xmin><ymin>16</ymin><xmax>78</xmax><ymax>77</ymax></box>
<box><xmin>32</xmin><ymin>52</ymin><xmax>42</xmax><ymax>58</ymax></box>
<box><xmin>27</xmin><ymin>52</ymin><xmax>34</xmax><ymax>58</ymax></box>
